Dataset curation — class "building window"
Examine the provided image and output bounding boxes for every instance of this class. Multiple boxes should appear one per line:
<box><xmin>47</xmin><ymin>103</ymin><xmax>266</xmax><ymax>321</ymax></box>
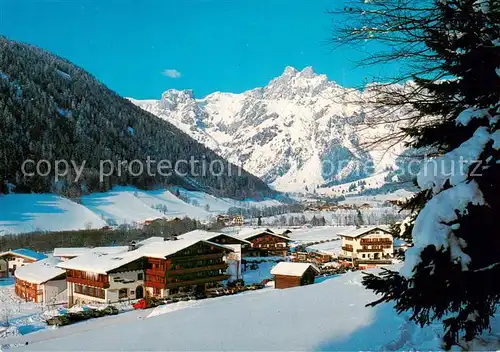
<box><xmin>119</xmin><ymin>288</ymin><xmax>128</xmax><ymax>299</ymax></box>
<box><xmin>362</xmin><ymin>254</ymin><xmax>366</xmax><ymax>258</ymax></box>
<box><xmin>75</xmin><ymin>284</ymin><xmax>104</xmax><ymax>299</ymax></box>
<box><xmin>138</xmin><ymin>273</ymin><xmax>143</xmax><ymax>281</ymax></box>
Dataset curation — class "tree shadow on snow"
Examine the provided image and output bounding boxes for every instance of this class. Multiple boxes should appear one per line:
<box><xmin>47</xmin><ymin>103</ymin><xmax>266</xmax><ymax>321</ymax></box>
<box><xmin>314</xmin><ymin>302</ymin><xmax>423</xmax><ymax>351</ymax></box>
<box><xmin>0</xmin><ymin>194</ymin><xmax>68</xmax><ymax>224</ymax></box>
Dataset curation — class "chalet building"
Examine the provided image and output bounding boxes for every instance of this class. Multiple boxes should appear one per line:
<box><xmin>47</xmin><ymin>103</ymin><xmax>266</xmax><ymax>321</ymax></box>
<box><xmin>238</xmin><ymin>229</ymin><xmax>291</xmax><ymax>257</ymax></box>
<box><xmin>270</xmin><ymin>262</ymin><xmax>320</xmax><ymax>289</ymax></box>
<box><xmin>14</xmin><ymin>257</ymin><xmax>66</xmax><ymax>303</ymax></box>
<box><xmin>143</xmin><ymin>240</ymin><xmax>232</xmax><ymax>298</ymax></box>
<box><xmin>176</xmin><ymin>230</ymin><xmax>251</xmax><ymax>281</ymax></box>
<box><xmin>0</xmin><ymin>249</ymin><xmax>47</xmax><ymax>278</ymax></box>
<box><xmin>57</xmin><ymin>238</ymin><xmax>233</xmax><ymax>306</ymax></box>
<box><xmin>339</xmin><ymin>226</ymin><xmax>393</xmax><ymax>269</ymax></box>
<box><xmin>232</xmin><ymin>216</ymin><xmax>244</xmax><ymax>226</ymax></box>
<box><xmin>216</xmin><ymin>214</ymin><xmax>230</xmax><ymax>224</ymax></box>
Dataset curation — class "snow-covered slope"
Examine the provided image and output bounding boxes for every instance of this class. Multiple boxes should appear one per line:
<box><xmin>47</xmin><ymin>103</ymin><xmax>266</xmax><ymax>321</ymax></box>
<box><xmin>81</xmin><ymin>187</ymin><xmax>212</xmax><ymax>225</ymax></box>
<box><xmin>130</xmin><ymin>67</ymin><xmax>411</xmax><ymax>194</ymax></box>
<box><xmin>0</xmin><ymin>194</ymin><xmax>107</xmax><ymax>234</ymax></box>
<box><xmin>11</xmin><ymin>269</ymin><xmax>463</xmax><ymax>351</ymax></box>
<box><xmin>5</xmin><ymin>268</ymin><xmax>500</xmax><ymax>350</ymax></box>
<box><xmin>0</xmin><ymin>187</ymin><xmax>285</xmax><ymax>235</ymax></box>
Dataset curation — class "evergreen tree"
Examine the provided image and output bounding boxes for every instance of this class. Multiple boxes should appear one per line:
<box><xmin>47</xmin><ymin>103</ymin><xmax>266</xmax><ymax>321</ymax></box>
<box><xmin>319</xmin><ymin>216</ymin><xmax>326</xmax><ymax>226</ymax></box>
<box><xmin>335</xmin><ymin>0</ymin><xmax>500</xmax><ymax>348</ymax></box>
<box><xmin>311</xmin><ymin>215</ymin><xmax>318</xmax><ymax>226</ymax></box>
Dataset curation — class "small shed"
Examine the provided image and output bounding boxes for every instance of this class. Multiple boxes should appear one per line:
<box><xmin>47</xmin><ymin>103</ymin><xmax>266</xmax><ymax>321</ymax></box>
<box><xmin>14</xmin><ymin>257</ymin><xmax>66</xmax><ymax>303</ymax></box>
<box><xmin>270</xmin><ymin>262</ymin><xmax>320</xmax><ymax>289</ymax></box>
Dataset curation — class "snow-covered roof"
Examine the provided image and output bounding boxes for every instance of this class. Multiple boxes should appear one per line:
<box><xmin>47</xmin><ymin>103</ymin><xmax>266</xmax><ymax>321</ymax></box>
<box><xmin>14</xmin><ymin>257</ymin><xmax>66</xmax><ymax>284</ymax></box>
<box><xmin>270</xmin><ymin>262</ymin><xmax>319</xmax><ymax>277</ymax></box>
<box><xmin>177</xmin><ymin>230</ymin><xmax>251</xmax><ymax>244</ymax></box>
<box><xmin>53</xmin><ymin>247</ymin><xmax>91</xmax><ymax>258</ymax></box>
<box><xmin>235</xmin><ymin>228</ymin><xmax>291</xmax><ymax>242</ymax></box>
<box><xmin>137</xmin><ymin>237</ymin><xmax>165</xmax><ymax>246</ymax></box>
<box><xmin>57</xmin><ymin>247</ymin><xmax>142</xmax><ymax>274</ymax></box>
<box><xmin>57</xmin><ymin>239</ymin><xmax>233</xmax><ymax>274</ymax></box>
<box><xmin>53</xmin><ymin>246</ymin><xmax>128</xmax><ymax>258</ymax></box>
<box><xmin>338</xmin><ymin>226</ymin><xmax>391</xmax><ymax>238</ymax></box>
<box><xmin>0</xmin><ymin>248</ymin><xmax>47</xmax><ymax>261</ymax></box>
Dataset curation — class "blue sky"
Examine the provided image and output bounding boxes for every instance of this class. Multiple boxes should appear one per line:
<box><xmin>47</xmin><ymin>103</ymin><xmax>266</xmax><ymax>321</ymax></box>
<box><xmin>0</xmin><ymin>0</ymin><xmax>401</xmax><ymax>99</ymax></box>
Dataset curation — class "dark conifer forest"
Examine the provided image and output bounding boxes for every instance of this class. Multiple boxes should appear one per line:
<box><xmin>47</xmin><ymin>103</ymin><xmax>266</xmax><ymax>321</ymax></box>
<box><xmin>0</xmin><ymin>37</ymin><xmax>275</xmax><ymax>200</ymax></box>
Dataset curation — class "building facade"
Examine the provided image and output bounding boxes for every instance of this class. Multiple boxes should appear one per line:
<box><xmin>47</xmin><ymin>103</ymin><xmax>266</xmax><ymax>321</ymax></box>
<box><xmin>176</xmin><ymin>231</ymin><xmax>251</xmax><ymax>282</ymax></box>
<box><xmin>65</xmin><ymin>258</ymin><xmax>146</xmax><ymax>306</ymax></box>
<box><xmin>271</xmin><ymin>262</ymin><xmax>320</xmax><ymax>289</ymax></box>
<box><xmin>339</xmin><ymin>226</ymin><xmax>393</xmax><ymax>268</ymax></box>
<box><xmin>58</xmin><ymin>238</ymin><xmax>233</xmax><ymax>306</ymax></box>
<box><xmin>14</xmin><ymin>257</ymin><xmax>66</xmax><ymax>304</ymax></box>
<box><xmin>144</xmin><ymin>241</ymin><xmax>231</xmax><ymax>298</ymax></box>
<box><xmin>241</xmin><ymin>230</ymin><xmax>290</xmax><ymax>257</ymax></box>
<box><xmin>0</xmin><ymin>249</ymin><xmax>47</xmax><ymax>278</ymax></box>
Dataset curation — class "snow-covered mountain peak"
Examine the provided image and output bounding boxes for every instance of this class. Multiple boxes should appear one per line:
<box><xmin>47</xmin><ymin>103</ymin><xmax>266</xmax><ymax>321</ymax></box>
<box><xmin>282</xmin><ymin>66</ymin><xmax>299</xmax><ymax>76</ymax></box>
<box><xmin>159</xmin><ymin>89</ymin><xmax>196</xmax><ymax>109</ymax></box>
<box><xmin>299</xmin><ymin>66</ymin><xmax>315</xmax><ymax>77</ymax></box>
<box><xmin>263</xmin><ymin>66</ymin><xmax>335</xmax><ymax>100</ymax></box>
<box><xmin>131</xmin><ymin>67</ymin><xmax>409</xmax><ymax>194</ymax></box>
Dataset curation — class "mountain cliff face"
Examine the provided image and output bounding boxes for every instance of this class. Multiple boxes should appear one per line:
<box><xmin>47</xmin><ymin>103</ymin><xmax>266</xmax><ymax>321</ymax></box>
<box><xmin>0</xmin><ymin>37</ymin><xmax>274</xmax><ymax>199</ymax></box>
<box><xmin>130</xmin><ymin>67</ymin><xmax>409</xmax><ymax>193</ymax></box>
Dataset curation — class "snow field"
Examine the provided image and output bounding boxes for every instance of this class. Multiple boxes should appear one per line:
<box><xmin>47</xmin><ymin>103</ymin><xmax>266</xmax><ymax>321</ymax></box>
<box><xmin>0</xmin><ymin>187</ymin><xmax>284</xmax><ymax>235</ymax></box>
<box><xmin>12</xmin><ymin>269</ymin><xmax>454</xmax><ymax>351</ymax></box>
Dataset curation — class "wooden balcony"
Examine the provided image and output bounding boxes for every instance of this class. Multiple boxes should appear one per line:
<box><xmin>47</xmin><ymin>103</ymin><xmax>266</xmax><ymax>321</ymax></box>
<box><xmin>168</xmin><ymin>263</ymin><xmax>227</xmax><ymax>275</ymax></box>
<box><xmin>253</xmin><ymin>245</ymin><xmax>287</xmax><ymax>250</ymax></box>
<box><xmin>360</xmin><ymin>239</ymin><xmax>392</xmax><ymax>245</ymax></box>
<box><xmin>356</xmin><ymin>248</ymin><xmax>384</xmax><ymax>253</ymax></box>
<box><xmin>144</xmin><ymin>279</ymin><xmax>166</xmax><ymax>289</ymax></box>
<box><xmin>165</xmin><ymin>275</ymin><xmax>230</xmax><ymax>289</ymax></box>
<box><xmin>146</xmin><ymin>269</ymin><xmax>166</xmax><ymax>276</ymax></box>
<box><xmin>341</xmin><ymin>246</ymin><xmax>354</xmax><ymax>252</ymax></box>
<box><xmin>174</xmin><ymin>253</ymin><xmax>225</xmax><ymax>262</ymax></box>
<box><xmin>67</xmin><ymin>276</ymin><xmax>110</xmax><ymax>288</ymax></box>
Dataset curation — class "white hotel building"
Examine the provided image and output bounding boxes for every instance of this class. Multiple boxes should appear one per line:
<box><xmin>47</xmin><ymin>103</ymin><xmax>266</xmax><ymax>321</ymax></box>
<box><xmin>339</xmin><ymin>226</ymin><xmax>394</xmax><ymax>268</ymax></box>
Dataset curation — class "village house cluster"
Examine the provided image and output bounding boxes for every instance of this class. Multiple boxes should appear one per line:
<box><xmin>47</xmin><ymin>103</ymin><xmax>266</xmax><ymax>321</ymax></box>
<box><xmin>0</xmin><ymin>226</ymin><xmax>405</xmax><ymax>305</ymax></box>
<box><xmin>304</xmin><ymin>203</ymin><xmax>372</xmax><ymax>212</ymax></box>
<box><xmin>216</xmin><ymin>214</ymin><xmax>244</xmax><ymax>226</ymax></box>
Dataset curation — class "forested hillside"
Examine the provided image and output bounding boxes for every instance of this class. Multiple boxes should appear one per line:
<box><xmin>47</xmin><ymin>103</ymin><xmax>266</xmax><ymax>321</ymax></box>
<box><xmin>0</xmin><ymin>37</ymin><xmax>274</xmax><ymax>199</ymax></box>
